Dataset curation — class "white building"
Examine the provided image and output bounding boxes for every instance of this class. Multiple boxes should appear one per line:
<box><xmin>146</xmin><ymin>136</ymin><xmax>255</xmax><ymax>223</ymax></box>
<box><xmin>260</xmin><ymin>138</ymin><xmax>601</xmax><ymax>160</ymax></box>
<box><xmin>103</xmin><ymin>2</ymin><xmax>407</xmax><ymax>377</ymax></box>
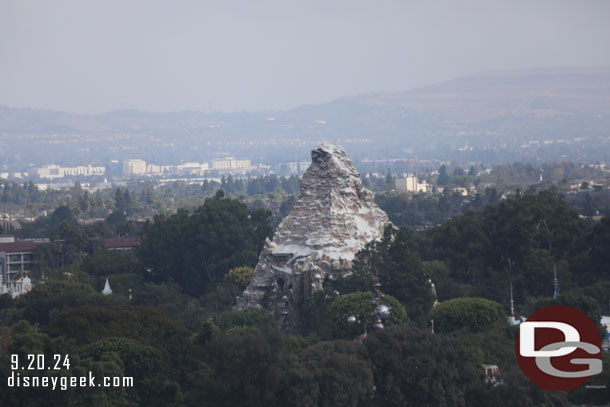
<box><xmin>285</xmin><ymin>162</ymin><xmax>298</xmax><ymax>174</ymax></box>
<box><xmin>62</xmin><ymin>165</ymin><xmax>105</xmax><ymax>177</ymax></box>
<box><xmin>146</xmin><ymin>164</ymin><xmax>174</xmax><ymax>175</ymax></box>
<box><xmin>176</xmin><ymin>162</ymin><xmax>209</xmax><ymax>175</ymax></box>
<box><xmin>396</xmin><ymin>176</ymin><xmax>427</xmax><ymax>193</ymax></box>
<box><xmin>212</xmin><ymin>158</ymin><xmax>251</xmax><ymax>171</ymax></box>
<box><xmin>122</xmin><ymin>159</ymin><xmax>147</xmax><ymax>176</ymax></box>
<box><xmin>34</xmin><ymin>164</ymin><xmax>105</xmax><ymax>179</ymax></box>
<box><xmin>34</xmin><ymin>165</ymin><xmax>63</xmax><ymax>179</ymax></box>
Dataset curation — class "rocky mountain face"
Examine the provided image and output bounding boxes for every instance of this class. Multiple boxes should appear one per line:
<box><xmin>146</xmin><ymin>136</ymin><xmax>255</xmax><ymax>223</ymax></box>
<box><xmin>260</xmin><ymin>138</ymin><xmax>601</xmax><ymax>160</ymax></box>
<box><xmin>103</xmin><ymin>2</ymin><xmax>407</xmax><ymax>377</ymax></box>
<box><xmin>236</xmin><ymin>143</ymin><xmax>390</xmax><ymax>330</ymax></box>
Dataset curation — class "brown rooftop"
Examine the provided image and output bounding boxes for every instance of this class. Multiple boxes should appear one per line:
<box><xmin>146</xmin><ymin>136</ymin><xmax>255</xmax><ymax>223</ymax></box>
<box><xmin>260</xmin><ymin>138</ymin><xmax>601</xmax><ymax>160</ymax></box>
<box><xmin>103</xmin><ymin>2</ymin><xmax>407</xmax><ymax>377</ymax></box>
<box><xmin>0</xmin><ymin>241</ymin><xmax>37</xmax><ymax>253</ymax></box>
<box><xmin>104</xmin><ymin>237</ymin><xmax>140</xmax><ymax>249</ymax></box>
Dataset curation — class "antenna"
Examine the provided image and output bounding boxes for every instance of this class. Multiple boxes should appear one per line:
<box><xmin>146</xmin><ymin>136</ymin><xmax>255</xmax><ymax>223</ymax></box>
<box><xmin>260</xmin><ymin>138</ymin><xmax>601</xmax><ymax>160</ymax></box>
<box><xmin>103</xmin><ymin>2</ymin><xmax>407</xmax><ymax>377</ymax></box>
<box><xmin>508</xmin><ymin>281</ymin><xmax>516</xmax><ymax>325</ymax></box>
<box><xmin>510</xmin><ymin>283</ymin><xmax>515</xmax><ymax>316</ymax></box>
<box><xmin>553</xmin><ymin>265</ymin><xmax>559</xmax><ymax>299</ymax></box>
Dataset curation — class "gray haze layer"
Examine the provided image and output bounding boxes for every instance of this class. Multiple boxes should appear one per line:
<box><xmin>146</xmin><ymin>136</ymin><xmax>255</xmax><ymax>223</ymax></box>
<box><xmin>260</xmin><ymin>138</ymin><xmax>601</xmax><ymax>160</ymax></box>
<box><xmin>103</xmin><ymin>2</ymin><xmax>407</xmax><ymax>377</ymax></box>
<box><xmin>1</xmin><ymin>0</ymin><xmax>610</xmax><ymax>114</ymax></box>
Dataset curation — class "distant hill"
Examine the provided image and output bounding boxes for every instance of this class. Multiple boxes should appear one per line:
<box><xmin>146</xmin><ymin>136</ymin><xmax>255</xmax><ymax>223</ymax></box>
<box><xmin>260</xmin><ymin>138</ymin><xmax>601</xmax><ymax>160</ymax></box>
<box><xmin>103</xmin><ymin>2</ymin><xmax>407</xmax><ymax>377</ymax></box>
<box><xmin>274</xmin><ymin>66</ymin><xmax>610</xmax><ymax>131</ymax></box>
<box><xmin>2</xmin><ymin>67</ymin><xmax>610</xmax><ymax>165</ymax></box>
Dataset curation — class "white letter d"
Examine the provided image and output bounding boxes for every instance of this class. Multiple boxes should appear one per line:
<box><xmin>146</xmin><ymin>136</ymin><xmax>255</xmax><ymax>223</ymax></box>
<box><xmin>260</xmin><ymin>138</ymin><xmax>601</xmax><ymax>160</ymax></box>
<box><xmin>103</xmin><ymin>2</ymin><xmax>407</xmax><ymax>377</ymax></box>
<box><xmin>520</xmin><ymin>321</ymin><xmax>580</xmax><ymax>357</ymax></box>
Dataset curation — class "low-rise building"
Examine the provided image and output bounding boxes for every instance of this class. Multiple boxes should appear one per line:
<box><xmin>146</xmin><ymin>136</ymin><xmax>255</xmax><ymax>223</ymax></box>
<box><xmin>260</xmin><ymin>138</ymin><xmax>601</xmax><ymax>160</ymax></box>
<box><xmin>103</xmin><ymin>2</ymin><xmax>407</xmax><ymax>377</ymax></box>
<box><xmin>34</xmin><ymin>164</ymin><xmax>105</xmax><ymax>179</ymax></box>
<box><xmin>212</xmin><ymin>157</ymin><xmax>251</xmax><ymax>171</ymax></box>
<box><xmin>0</xmin><ymin>236</ymin><xmax>140</xmax><ymax>287</ymax></box>
<box><xmin>0</xmin><ymin>237</ymin><xmax>36</xmax><ymax>284</ymax></box>
<box><xmin>176</xmin><ymin>162</ymin><xmax>209</xmax><ymax>176</ymax></box>
<box><xmin>396</xmin><ymin>176</ymin><xmax>427</xmax><ymax>193</ymax></box>
<box><xmin>104</xmin><ymin>237</ymin><xmax>140</xmax><ymax>252</ymax></box>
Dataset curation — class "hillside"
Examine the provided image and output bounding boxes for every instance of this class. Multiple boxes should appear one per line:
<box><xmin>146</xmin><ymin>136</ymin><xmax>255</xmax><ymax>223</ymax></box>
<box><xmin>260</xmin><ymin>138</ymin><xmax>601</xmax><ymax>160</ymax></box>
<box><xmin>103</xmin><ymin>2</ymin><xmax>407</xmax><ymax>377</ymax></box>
<box><xmin>2</xmin><ymin>67</ymin><xmax>610</xmax><ymax>165</ymax></box>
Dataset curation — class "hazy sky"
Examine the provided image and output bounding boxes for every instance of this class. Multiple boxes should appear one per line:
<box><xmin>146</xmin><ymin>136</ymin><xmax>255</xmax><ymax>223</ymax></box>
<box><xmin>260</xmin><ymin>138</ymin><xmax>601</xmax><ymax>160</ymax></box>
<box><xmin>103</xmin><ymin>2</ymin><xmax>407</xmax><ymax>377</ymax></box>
<box><xmin>1</xmin><ymin>0</ymin><xmax>609</xmax><ymax>114</ymax></box>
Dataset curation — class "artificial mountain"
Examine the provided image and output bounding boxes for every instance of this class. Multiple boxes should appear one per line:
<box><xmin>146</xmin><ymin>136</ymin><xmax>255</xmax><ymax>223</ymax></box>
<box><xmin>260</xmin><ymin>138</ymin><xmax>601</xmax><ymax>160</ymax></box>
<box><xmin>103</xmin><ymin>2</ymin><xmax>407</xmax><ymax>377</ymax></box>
<box><xmin>236</xmin><ymin>143</ymin><xmax>390</xmax><ymax>330</ymax></box>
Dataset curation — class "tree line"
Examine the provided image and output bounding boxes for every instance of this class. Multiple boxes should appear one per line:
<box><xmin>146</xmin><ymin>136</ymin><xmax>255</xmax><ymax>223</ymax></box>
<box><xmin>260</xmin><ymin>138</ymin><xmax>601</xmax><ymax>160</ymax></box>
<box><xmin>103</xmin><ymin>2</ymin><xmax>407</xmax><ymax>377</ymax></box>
<box><xmin>0</xmin><ymin>189</ymin><xmax>609</xmax><ymax>406</ymax></box>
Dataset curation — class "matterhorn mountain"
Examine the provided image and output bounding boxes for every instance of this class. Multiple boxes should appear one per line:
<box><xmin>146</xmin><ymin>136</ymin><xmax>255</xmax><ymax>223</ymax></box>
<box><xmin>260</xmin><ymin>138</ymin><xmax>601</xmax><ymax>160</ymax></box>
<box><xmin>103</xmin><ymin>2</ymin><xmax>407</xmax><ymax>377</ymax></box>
<box><xmin>236</xmin><ymin>143</ymin><xmax>390</xmax><ymax>330</ymax></box>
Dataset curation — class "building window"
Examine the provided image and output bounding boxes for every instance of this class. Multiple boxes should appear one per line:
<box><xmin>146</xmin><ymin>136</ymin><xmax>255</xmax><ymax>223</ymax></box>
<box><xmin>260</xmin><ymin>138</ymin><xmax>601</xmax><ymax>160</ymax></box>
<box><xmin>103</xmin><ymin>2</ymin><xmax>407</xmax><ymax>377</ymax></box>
<box><xmin>8</xmin><ymin>264</ymin><xmax>21</xmax><ymax>272</ymax></box>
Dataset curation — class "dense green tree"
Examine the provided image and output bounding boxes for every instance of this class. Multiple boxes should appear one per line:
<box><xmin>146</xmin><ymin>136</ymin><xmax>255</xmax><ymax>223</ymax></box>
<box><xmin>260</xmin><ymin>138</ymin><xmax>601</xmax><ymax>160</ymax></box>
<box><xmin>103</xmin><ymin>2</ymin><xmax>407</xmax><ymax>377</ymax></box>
<box><xmin>213</xmin><ymin>308</ymin><xmax>275</xmax><ymax>331</ymax></box>
<box><xmin>48</xmin><ymin>205</ymin><xmax>78</xmax><ymax>231</ymax></box>
<box><xmin>281</xmin><ymin>340</ymin><xmax>374</xmax><ymax>407</ymax></box>
<box><xmin>301</xmin><ymin>289</ymin><xmax>340</xmax><ymax>339</ymax></box>
<box><xmin>81</xmin><ymin>248</ymin><xmax>139</xmax><ymax>277</ymax></box>
<box><xmin>32</xmin><ymin>242</ymin><xmax>64</xmax><ymax>278</ymax></box>
<box><xmin>131</xmin><ymin>282</ymin><xmax>206</xmax><ymax>330</ymax></box>
<box><xmin>138</xmin><ymin>192</ymin><xmax>272</xmax><ymax>296</ymax></box>
<box><xmin>437</xmin><ymin>164</ymin><xmax>450</xmax><ymax>186</ymax></box>
<box><xmin>202</xmin><ymin>327</ymin><xmax>288</xmax><ymax>407</ymax></box>
<box><xmin>17</xmin><ymin>280</ymin><xmax>116</xmax><ymax>325</ymax></box>
<box><xmin>113</xmin><ymin>188</ymin><xmax>132</xmax><ymax>216</ymax></box>
<box><xmin>366</xmin><ymin>325</ymin><xmax>479</xmax><ymax>407</ymax></box>
<box><xmin>429</xmin><ymin>297</ymin><xmax>506</xmax><ymax>333</ymax></box>
<box><xmin>582</xmin><ymin>216</ymin><xmax>610</xmax><ymax>284</ymax></box>
<box><xmin>76</xmin><ymin>337</ymin><xmax>180</xmax><ymax>407</ymax></box>
<box><xmin>349</xmin><ymin>227</ymin><xmax>435</xmax><ymax>324</ymax></box>
<box><xmin>422</xmin><ymin>191</ymin><xmax>591</xmax><ymax>305</ymax></box>
<box><xmin>46</xmin><ymin>306</ymin><xmax>192</xmax><ymax>366</ymax></box>
<box><xmin>326</xmin><ymin>291</ymin><xmax>408</xmax><ymax>339</ymax></box>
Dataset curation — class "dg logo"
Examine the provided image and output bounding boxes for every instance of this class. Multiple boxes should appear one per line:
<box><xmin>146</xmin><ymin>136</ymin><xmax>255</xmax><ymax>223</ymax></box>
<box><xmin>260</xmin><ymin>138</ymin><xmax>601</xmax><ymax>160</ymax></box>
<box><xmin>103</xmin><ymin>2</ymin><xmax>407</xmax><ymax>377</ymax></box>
<box><xmin>516</xmin><ymin>305</ymin><xmax>602</xmax><ymax>391</ymax></box>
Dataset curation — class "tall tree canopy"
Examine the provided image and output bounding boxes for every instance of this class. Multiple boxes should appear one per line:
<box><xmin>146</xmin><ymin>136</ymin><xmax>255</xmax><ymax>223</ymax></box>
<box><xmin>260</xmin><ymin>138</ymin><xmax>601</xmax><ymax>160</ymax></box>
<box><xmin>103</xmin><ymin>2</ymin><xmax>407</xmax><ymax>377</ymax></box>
<box><xmin>138</xmin><ymin>191</ymin><xmax>272</xmax><ymax>296</ymax></box>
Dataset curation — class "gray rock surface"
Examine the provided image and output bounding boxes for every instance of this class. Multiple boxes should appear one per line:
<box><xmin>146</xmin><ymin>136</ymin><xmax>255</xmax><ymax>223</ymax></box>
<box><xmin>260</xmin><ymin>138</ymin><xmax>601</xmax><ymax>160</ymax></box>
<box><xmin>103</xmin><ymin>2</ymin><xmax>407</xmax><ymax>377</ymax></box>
<box><xmin>236</xmin><ymin>143</ymin><xmax>390</xmax><ymax>330</ymax></box>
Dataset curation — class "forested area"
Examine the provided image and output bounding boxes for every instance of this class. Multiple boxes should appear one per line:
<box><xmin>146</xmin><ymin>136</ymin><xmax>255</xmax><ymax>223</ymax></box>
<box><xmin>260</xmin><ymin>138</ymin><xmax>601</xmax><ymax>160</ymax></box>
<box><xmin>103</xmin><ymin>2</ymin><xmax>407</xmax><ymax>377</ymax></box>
<box><xmin>1</xmin><ymin>190</ymin><xmax>609</xmax><ymax>406</ymax></box>
<box><xmin>0</xmin><ymin>175</ymin><xmax>301</xmax><ymax>220</ymax></box>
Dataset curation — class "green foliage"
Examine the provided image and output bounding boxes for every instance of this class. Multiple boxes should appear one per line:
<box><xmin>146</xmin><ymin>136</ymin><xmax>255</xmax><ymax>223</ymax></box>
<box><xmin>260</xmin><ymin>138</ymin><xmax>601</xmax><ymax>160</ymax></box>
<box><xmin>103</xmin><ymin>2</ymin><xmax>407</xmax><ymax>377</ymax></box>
<box><xmin>202</xmin><ymin>327</ymin><xmax>288</xmax><ymax>407</ymax></box>
<box><xmin>198</xmin><ymin>279</ymin><xmax>245</xmax><ymax>316</ymax></box>
<box><xmin>17</xmin><ymin>280</ymin><xmax>117</xmax><ymax>324</ymax></box>
<box><xmin>32</xmin><ymin>242</ymin><xmax>64</xmax><ymax>278</ymax></box>
<box><xmin>582</xmin><ymin>215</ymin><xmax>610</xmax><ymax>284</ymax></box>
<box><xmin>46</xmin><ymin>306</ymin><xmax>192</xmax><ymax>365</ymax></box>
<box><xmin>224</xmin><ymin>266</ymin><xmax>254</xmax><ymax>287</ymax></box>
<box><xmin>523</xmin><ymin>293</ymin><xmax>603</xmax><ymax>336</ymax></box>
<box><xmin>326</xmin><ymin>291</ymin><xmax>408</xmax><ymax>339</ymax></box>
<box><xmin>437</xmin><ymin>164</ymin><xmax>450</xmax><ymax>186</ymax></box>
<box><xmin>213</xmin><ymin>308</ymin><xmax>275</xmax><ymax>330</ymax></box>
<box><xmin>113</xmin><ymin>187</ymin><xmax>133</xmax><ymax>216</ymax></box>
<box><xmin>132</xmin><ymin>282</ymin><xmax>206</xmax><ymax>330</ymax></box>
<box><xmin>7</xmin><ymin>320</ymin><xmax>52</xmax><ymax>356</ymax></box>
<box><xmin>76</xmin><ymin>337</ymin><xmax>179</xmax><ymax>407</ymax></box>
<box><xmin>194</xmin><ymin>320</ymin><xmax>220</xmax><ymax>345</ymax></box>
<box><xmin>1</xmin><ymin>185</ymin><xmax>609</xmax><ymax>407</ymax></box>
<box><xmin>350</xmin><ymin>226</ymin><xmax>435</xmax><ymax>325</ymax></box>
<box><xmin>365</xmin><ymin>325</ymin><xmax>479</xmax><ymax>407</ymax></box>
<box><xmin>422</xmin><ymin>191</ymin><xmax>591</xmax><ymax>304</ymax></box>
<box><xmin>138</xmin><ymin>194</ymin><xmax>271</xmax><ymax>296</ymax></box>
<box><xmin>429</xmin><ymin>297</ymin><xmax>506</xmax><ymax>333</ymax></box>
<box><xmin>282</xmin><ymin>340</ymin><xmax>374</xmax><ymax>407</ymax></box>
<box><xmin>0</xmin><ymin>321</ymin><xmax>70</xmax><ymax>407</ymax></box>
<box><xmin>82</xmin><ymin>248</ymin><xmax>140</xmax><ymax>277</ymax></box>
<box><xmin>374</xmin><ymin>189</ymin><xmax>484</xmax><ymax>227</ymax></box>
<box><xmin>301</xmin><ymin>289</ymin><xmax>339</xmax><ymax>339</ymax></box>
